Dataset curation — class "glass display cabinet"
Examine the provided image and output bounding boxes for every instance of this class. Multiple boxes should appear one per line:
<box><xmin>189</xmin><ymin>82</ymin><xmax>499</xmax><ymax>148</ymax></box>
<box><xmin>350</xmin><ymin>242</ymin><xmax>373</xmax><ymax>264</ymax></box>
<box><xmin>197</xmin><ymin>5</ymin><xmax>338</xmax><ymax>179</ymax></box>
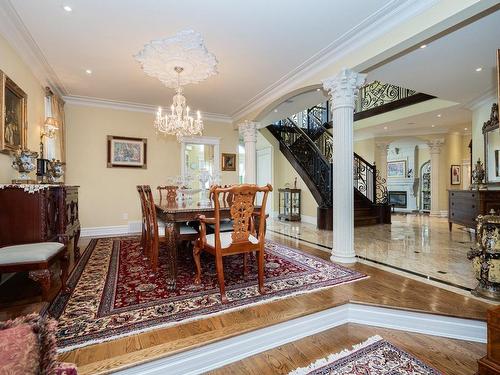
<box><xmin>278</xmin><ymin>188</ymin><xmax>301</xmax><ymax>221</ymax></box>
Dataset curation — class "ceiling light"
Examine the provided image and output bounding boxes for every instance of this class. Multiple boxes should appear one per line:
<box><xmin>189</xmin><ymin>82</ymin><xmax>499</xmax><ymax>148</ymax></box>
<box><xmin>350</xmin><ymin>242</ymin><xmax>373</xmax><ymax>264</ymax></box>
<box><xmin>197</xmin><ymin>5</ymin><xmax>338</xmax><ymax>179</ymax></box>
<box><xmin>437</xmin><ymin>114</ymin><xmax>442</xmax><ymax>118</ymax></box>
<box><xmin>85</xmin><ymin>69</ymin><xmax>92</xmax><ymax>75</ymax></box>
<box><xmin>431</xmin><ymin>125</ymin><xmax>435</xmax><ymax>128</ymax></box>
<box><xmin>419</xmin><ymin>44</ymin><xmax>427</xmax><ymax>49</ymax></box>
<box><xmin>274</xmin><ymin>109</ymin><xmax>278</xmax><ymax>113</ymax></box>
<box><xmin>464</xmin><ymin>127</ymin><xmax>468</xmax><ymax>131</ymax></box>
<box><xmin>63</xmin><ymin>5</ymin><xmax>72</xmax><ymax>12</ymax></box>
<box><xmin>475</xmin><ymin>67</ymin><xmax>482</xmax><ymax>72</ymax></box>
<box><xmin>383</xmin><ymin>126</ymin><xmax>388</xmax><ymax>130</ymax></box>
<box><xmin>316</xmin><ymin>88</ymin><xmax>321</xmax><ymax>92</ymax></box>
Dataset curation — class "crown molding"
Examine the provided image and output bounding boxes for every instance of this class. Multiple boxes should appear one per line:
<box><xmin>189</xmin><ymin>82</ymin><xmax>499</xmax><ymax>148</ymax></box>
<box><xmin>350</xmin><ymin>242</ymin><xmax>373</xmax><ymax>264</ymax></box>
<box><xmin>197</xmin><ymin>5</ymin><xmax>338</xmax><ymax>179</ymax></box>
<box><xmin>465</xmin><ymin>88</ymin><xmax>497</xmax><ymax>111</ymax></box>
<box><xmin>63</xmin><ymin>95</ymin><xmax>233</xmax><ymax>124</ymax></box>
<box><xmin>0</xmin><ymin>0</ymin><xmax>67</xmax><ymax>95</ymax></box>
<box><xmin>231</xmin><ymin>0</ymin><xmax>438</xmax><ymax>122</ymax></box>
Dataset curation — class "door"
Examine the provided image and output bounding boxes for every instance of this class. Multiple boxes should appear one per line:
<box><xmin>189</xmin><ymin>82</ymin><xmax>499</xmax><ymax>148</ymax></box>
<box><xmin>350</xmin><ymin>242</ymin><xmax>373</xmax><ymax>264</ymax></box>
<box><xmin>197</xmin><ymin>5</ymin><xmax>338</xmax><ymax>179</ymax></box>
<box><xmin>256</xmin><ymin>147</ymin><xmax>273</xmax><ymax>213</ymax></box>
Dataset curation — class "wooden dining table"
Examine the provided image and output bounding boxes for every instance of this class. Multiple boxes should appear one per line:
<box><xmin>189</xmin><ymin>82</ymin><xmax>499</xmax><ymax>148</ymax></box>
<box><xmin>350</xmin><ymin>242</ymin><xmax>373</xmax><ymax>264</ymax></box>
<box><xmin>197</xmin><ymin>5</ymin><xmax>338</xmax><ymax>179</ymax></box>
<box><xmin>155</xmin><ymin>200</ymin><xmax>262</xmax><ymax>289</ymax></box>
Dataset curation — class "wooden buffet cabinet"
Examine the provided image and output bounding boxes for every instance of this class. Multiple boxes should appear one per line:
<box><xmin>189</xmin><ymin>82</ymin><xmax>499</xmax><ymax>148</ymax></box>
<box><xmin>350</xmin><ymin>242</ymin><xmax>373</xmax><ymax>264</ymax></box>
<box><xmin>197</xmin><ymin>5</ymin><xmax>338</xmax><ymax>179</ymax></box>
<box><xmin>0</xmin><ymin>185</ymin><xmax>81</xmax><ymax>258</ymax></box>
<box><xmin>448</xmin><ymin>190</ymin><xmax>500</xmax><ymax>231</ymax></box>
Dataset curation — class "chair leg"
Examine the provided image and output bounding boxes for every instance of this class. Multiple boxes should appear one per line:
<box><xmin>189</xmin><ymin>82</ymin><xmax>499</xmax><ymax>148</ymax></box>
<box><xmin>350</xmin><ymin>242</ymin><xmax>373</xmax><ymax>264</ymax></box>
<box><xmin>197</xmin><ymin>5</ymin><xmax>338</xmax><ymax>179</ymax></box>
<box><xmin>193</xmin><ymin>242</ymin><xmax>202</xmax><ymax>285</ymax></box>
<box><xmin>215</xmin><ymin>253</ymin><xmax>228</xmax><ymax>303</ymax></box>
<box><xmin>29</xmin><ymin>269</ymin><xmax>51</xmax><ymax>301</ymax></box>
<box><xmin>257</xmin><ymin>247</ymin><xmax>265</xmax><ymax>295</ymax></box>
<box><xmin>60</xmin><ymin>249</ymin><xmax>70</xmax><ymax>294</ymax></box>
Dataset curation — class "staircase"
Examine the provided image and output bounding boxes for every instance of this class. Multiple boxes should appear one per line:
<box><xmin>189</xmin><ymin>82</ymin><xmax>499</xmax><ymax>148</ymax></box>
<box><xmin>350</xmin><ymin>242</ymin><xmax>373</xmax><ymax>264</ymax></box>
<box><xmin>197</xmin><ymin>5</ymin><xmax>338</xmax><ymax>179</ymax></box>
<box><xmin>267</xmin><ymin>102</ymin><xmax>390</xmax><ymax>229</ymax></box>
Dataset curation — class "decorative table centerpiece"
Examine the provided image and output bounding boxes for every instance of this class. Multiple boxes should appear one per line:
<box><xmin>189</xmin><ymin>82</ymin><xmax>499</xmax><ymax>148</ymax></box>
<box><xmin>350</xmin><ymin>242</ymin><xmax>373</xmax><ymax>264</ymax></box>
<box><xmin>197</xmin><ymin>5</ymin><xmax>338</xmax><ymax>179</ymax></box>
<box><xmin>11</xmin><ymin>147</ymin><xmax>38</xmax><ymax>183</ymax></box>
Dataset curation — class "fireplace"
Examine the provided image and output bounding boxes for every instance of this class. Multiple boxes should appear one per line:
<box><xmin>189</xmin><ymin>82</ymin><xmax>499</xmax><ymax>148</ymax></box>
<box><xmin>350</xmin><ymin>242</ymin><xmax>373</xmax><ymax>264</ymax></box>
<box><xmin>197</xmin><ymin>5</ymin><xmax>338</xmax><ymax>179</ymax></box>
<box><xmin>388</xmin><ymin>191</ymin><xmax>407</xmax><ymax>208</ymax></box>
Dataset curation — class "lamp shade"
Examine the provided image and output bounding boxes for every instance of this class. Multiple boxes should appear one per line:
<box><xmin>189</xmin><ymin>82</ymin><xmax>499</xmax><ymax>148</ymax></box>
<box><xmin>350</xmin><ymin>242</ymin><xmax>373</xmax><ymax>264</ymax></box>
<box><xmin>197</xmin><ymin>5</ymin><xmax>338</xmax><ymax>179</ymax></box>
<box><xmin>44</xmin><ymin>117</ymin><xmax>59</xmax><ymax>129</ymax></box>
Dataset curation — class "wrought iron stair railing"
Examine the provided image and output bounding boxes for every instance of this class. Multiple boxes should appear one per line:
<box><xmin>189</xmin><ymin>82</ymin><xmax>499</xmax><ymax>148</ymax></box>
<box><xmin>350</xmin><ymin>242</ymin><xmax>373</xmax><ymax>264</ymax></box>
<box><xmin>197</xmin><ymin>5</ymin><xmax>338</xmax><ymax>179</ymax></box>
<box><xmin>267</xmin><ymin>103</ymin><xmax>388</xmax><ymax>208</ymax></box>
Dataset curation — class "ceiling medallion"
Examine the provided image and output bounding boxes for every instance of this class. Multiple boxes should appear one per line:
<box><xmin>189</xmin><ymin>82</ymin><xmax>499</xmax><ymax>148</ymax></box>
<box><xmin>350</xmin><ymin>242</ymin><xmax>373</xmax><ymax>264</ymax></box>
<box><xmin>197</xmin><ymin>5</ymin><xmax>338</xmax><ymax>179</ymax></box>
<box><xmin>135</xmin><ymin>29</ymin><xmax>218</xmax><ymax>140</ymax></box>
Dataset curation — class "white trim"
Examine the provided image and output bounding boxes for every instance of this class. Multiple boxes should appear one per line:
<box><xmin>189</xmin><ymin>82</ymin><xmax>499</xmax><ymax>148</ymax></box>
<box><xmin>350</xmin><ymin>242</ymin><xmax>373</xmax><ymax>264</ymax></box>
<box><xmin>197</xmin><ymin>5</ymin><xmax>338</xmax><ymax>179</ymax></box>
<box><xmin>80</xmin><ymin>225</ymin><xmax>129</xmax><ymax>238</ymax></box>
<box><xmin>114</xmin><ymin>303</ymin><xmax>486</xmax><ymax>375</ymax></box>
<box><xmin>0</xmin><ymin>0</ymin><xmax>67</xmax><ymax>95</ymax></box>
<box><xmin>63</xmin><ymin>95</ymin><xmax>233</xmax><ymax>124</ymax></box>
<box><xmin>465</xmin><ymin>89</ymin><xmax>497</xmax><ymax>111</ymax></box>
<box><xmin>231</xmin><ymin>0</ymin><xmax>438</xmax><ymax>121</ymax></box>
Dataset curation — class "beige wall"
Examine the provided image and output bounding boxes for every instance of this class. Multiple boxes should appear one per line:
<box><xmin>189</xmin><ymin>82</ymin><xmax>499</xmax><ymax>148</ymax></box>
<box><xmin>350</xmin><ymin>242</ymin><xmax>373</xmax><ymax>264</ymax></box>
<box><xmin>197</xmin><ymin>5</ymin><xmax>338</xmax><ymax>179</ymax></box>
<box><xmin>353</xmin><ymin>138</ymin><xmax>375</xmax><ymax>164</ymax></box>
<box><xmin>0</xmin><ymin>33</ymin><xmax>45</xmax><ymax>183</ymax></box>
<box><xmin>65</xmin><ymin>104</ymin><xmax>239</xmax><ymax>229</ymax></box>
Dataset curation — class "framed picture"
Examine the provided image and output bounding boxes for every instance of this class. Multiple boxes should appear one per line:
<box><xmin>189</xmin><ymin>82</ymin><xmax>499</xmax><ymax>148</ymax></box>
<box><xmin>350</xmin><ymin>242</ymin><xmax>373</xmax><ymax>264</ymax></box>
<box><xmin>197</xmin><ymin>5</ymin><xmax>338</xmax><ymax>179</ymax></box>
<box><xmin>221</xmin><ymin>153</ymin><xmax>236</xmax><ymax>171</ymax></box>
<box><xmin>107</xmin><ymin>135</ymin><xmax>147</xmax><ymax>168</ymax></box>
<box><xmin>387</xmin><ymin>160</ymin><xmax>406</xmax><ymax>178</ymax></box>
<box><xmin>450</xmin><ymin>165</ymin><xmax>461</xmax><ymax>185</ymax></box>
<box><xmin>0</xmin><ymin>70</ymin><xmax>27</xmax><ymax>153</ymax></box>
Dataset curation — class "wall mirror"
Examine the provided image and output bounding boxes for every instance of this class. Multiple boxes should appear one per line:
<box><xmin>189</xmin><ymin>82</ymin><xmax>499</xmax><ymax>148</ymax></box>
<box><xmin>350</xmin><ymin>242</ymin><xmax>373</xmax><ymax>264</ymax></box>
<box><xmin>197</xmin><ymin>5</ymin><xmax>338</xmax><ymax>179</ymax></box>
<box><xmin>483</xmin><ymin>103</ymin><xmax>500</xmax><ymax>184</ymax></box>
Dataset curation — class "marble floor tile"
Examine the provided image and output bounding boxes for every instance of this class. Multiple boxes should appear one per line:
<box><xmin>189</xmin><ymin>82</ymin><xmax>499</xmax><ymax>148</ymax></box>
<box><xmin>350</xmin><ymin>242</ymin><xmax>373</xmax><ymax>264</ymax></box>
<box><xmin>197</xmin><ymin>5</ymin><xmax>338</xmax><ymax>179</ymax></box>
<box><xmin>267</xmin><ymin>214</ymin><xmax>477</xmax><ymax>290</ymax></box>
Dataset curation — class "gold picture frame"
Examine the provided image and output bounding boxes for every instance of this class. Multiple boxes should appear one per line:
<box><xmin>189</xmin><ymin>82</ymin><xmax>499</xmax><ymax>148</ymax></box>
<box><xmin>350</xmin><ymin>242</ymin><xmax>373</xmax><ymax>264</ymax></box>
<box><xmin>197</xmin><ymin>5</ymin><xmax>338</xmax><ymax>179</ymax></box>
<box><xmin>0</xmin><ymin>70</ymin><xmax>28</xmax><ymax>153</ymax></box>
<box><xmin>107</xmin><ymin>135</ymin><xmax>147</xmax><ymax>169</ymax></box>
<box><xmin>221</xmin><ymin>153</ymin><xmax>236</xmax><ymax>171</ymax></box>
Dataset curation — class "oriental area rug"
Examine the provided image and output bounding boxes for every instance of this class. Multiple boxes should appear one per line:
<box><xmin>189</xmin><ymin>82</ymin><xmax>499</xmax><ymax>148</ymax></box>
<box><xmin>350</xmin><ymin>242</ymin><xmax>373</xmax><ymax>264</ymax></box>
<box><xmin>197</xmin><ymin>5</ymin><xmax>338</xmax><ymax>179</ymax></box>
<box><xmin>288</xmin><ymin>336</ymin><xmax>442</xmax><ymax>375</ymax></box>
<box><xmin>49</xmin><ymin>237</ymin><xmax>367</xmax><ymax>351</ymax></box>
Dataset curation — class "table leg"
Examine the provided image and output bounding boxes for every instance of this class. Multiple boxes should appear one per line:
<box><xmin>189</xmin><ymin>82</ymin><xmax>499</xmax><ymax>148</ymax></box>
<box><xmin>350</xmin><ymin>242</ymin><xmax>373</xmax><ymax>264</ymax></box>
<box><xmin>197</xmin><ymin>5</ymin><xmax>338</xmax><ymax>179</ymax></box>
<box><xmin>165</xmin><ymin>222</ymin><xmax>178</xmax><ymax>290</ymax></box>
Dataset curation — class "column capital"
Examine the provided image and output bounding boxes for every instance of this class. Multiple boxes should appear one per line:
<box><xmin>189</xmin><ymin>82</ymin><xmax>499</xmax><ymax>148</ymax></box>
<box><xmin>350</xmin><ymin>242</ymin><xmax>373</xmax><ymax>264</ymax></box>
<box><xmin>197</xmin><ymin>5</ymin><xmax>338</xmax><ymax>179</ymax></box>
<box><xmin>427</xmin><ymin>138</ymin><xmax>445</xmax><ymax>154</ymax></box>
<box><xmin>238</xmin><ymin>121</ymin><xmax>258</xmax><ymax>143</ymax></box>
<box><xmin>322</xmin><ymin>68</ymin><xmax>367</xmax><ymax>109</ymax></box>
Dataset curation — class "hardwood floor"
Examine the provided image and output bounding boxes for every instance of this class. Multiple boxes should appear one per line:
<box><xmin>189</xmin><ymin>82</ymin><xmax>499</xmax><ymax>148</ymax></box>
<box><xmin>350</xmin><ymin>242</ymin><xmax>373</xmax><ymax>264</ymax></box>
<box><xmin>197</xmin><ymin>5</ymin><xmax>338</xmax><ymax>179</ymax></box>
<box><xmin>0</xmin><ymin>233</ymin><xmax>495</xmax><ymax>374</ymax></box>
<box><xmin>208</xmin><ymin>323</ymin><xmax>485</xmax><ymax>375</ymax></box>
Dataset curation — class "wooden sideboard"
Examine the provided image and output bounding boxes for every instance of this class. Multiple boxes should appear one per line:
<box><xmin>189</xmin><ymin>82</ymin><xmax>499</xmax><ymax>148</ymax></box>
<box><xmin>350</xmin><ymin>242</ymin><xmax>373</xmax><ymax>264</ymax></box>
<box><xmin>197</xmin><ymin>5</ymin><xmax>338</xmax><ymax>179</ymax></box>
<box><xmin>0</xmin><ymin>185</ymin><xmax>81</xmax><ymax>258</ymax></box>
<box><xmin>448</xmin><ymin>190</ymin><xmax>500</xmax><ymax>231</ymax></box>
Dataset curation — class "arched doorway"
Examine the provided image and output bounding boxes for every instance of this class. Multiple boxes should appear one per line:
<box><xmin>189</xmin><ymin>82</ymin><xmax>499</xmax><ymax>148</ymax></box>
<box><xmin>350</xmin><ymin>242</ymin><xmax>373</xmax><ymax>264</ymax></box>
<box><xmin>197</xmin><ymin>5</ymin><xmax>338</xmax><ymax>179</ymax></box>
<box><xmin>420</xmin><ymin>160</ymin><xmax>431</xmax><ymax>212</ymax></box>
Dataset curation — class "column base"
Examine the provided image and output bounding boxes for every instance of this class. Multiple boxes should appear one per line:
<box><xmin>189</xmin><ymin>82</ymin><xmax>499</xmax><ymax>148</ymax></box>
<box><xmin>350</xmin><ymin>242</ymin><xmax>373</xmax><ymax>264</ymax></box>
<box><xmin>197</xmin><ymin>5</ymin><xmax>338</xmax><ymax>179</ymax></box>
<box><xmin>330</xmin><ymin>254</ymin><xmax>357</xmax><ymax>264</ymax></box>
<box><xmin>429</xmin><ymin>211</ymin><xmax>441</xmax><ymax>217</ymax></box>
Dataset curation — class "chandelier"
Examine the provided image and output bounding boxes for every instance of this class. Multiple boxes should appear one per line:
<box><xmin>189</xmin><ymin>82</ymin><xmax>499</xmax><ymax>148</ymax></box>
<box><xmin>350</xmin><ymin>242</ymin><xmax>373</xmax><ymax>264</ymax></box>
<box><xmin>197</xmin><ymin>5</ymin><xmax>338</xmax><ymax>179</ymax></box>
<box><xmin>155</xmin><ymin>66</ymin><xmax>203</xmax><ymax>140</ymax></box>
<box><xmin>135</xmin><ymin>29</ymin><xmax>218</xmax><ymax>142</ymax></box>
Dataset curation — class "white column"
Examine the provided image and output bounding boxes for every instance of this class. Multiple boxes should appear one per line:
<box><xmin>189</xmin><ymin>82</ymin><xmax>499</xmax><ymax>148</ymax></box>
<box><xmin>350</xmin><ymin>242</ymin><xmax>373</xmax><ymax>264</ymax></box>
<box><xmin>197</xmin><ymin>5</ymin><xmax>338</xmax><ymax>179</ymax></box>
<box><xmin>239</xmin><ymin>121</ymin><xmax>258</xmax><ymax>184</ymax></box>
<box><xmin>323</xmin><ymin>69</ymin><xmax>366</xmax><ymax>264</ymax></box>
<box><xmin>427</xmin><ymin>138</ymin><xmax>445</xmax><ymax>217</ymax></box>
<box><xmin>375</xmin><ymin>141</ymin><xmax>390</xmax><ymax>188</ymax></box>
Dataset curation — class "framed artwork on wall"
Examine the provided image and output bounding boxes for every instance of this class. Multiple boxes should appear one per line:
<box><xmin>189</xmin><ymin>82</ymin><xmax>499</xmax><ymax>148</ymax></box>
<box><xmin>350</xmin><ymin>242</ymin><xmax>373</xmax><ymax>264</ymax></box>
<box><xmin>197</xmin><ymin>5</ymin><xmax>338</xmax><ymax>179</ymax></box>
<box><xmin>387</xmin><ymin>160</ymin><xmax>406</xmax><ymax>178</ymax></box>
<box><xmin>221</xmin><ymin>153</ymin><xmax>236</xmax><ymax>171</ymax></box>
<box><xmin>450</xmin><ymin>164</ymin><xmax>461</xmax><ymax>185</ymax></box>
<box><xmin>0</xmin><ymin>70</ymin><xmax>27</xmax><ymax>153</ymax></box>
<box><xmin>107</xmin><ymin>135</ymin><xmax>147</xmax><ymax>168</ymax></box>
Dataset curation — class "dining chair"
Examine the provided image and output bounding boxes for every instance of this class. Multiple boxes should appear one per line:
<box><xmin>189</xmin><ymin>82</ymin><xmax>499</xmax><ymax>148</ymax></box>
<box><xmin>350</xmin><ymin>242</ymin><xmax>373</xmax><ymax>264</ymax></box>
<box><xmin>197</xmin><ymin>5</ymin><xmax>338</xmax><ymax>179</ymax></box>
<box><xmin>193</xmin><ymin>183</ymin><xmax>273</xmax><ymax>303</ymax></box>
<box><xmin>137</xmin><ymin>185</ymin><xmax>150</xmax><ymax>256</ymax></box>
<box><xmin>208</xmin><ymin>184</ymin><xmax>234</xmax><ymax>233</ymax></box>
<box><xmin>138</xmin><ymin>185</ymin><xmax>200</xmax><ymax>274</ymax></box>
<box><xmin>157</xmin><ymin>185</ymin><xmax>178</xmax><ymax>205</ymax></box>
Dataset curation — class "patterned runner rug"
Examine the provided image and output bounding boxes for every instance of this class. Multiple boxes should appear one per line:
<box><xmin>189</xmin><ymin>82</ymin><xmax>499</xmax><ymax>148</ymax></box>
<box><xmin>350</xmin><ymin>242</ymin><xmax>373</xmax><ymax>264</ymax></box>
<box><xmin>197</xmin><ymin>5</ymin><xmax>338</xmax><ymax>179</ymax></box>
<box><xmin>49</xmin><ymin>237</ymin><xmax>367</xmax><ymax>351</ymax></box>
<box><xmin>288</xmin><ymin>336</ymin><xmax>442</xmax><ymax>374</ymax></box>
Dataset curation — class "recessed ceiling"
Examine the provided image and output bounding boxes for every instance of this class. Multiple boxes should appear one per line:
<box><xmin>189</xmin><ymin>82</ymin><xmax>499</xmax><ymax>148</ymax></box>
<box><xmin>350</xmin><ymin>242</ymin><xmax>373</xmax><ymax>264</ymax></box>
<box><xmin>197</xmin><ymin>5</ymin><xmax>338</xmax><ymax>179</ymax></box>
<box><xmin>368</xmin><ymin>9</ymin><xmax>500</xmax><ymax>106</ymax></box>
<box><xmin>8</xmin><ymin>0</ymin><xmax>392</xmax><ymax>116</ymax></box>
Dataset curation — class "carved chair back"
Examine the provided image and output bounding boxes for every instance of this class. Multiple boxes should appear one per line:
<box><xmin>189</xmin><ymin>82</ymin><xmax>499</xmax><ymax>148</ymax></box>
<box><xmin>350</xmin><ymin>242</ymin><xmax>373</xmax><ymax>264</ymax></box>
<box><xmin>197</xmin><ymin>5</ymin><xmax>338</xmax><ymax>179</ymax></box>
<box><xmin>138</xmin><ymin>185</ymin><xmax>159</xmax><ymax>271</ymax></box>
<box><xmin>209</xmin><ymin>184</ymin><xmax>234</xmax><ymax>207</ymax></box>
<box><xmin>136</xmin><ymin>185</ymin><xmax>149</xmax><ymax>251</ymax></box>
<box><xmin>157</xmin><ymin>185</ymin><xmax>178</xmax><ymax>204</ymax></box>
<box><xmin>210</xmin><ymin>184</ymin><xmax>272</xmax><ymax>249</ymax></box>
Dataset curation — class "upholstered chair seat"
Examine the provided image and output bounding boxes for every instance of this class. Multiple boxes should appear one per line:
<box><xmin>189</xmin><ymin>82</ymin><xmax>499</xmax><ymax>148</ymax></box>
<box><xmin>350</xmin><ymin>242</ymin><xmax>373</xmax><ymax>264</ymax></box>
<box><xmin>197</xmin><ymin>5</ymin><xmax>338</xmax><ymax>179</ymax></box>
<box><xmin>206</xmin><ymin>232</ymin><xmax>259</xmax><ymax>249</ymax></box>
<box><xmin>0</xmin><ymin>242</ymin><xmax>65</xmax><ymax>265</ymax></box>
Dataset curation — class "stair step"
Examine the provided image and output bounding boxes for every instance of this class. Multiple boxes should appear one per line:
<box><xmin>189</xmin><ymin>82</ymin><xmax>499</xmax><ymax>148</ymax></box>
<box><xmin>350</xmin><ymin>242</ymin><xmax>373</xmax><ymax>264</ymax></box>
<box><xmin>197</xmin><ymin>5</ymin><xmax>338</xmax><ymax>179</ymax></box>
<box><xmin>354</xmin><ymin>216</ymin><xmax>379</xmax><ymax>227</ymax></box>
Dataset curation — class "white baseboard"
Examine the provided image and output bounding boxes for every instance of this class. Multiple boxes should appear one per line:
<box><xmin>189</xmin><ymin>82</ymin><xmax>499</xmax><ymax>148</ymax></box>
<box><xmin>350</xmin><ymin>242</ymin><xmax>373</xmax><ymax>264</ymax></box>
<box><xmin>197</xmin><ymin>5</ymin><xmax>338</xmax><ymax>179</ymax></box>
<box><xmin>114</xmin><ymin>303</ymin><xmax>486</xmax><ymax>375</ymax></box>
<box><xmin>80</xmin><ymin>225</ymin><xmax>129</xmax><ymax>237</ymax></box>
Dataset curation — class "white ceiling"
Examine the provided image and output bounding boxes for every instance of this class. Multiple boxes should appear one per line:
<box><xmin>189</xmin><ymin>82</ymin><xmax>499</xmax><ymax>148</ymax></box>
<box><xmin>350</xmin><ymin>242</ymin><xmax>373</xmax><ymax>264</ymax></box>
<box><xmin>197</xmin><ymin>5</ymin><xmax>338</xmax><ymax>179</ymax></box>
<box><xmin>8</xmin><ymin>0</ymin><xmax>392</xmax><ymax>116</ymax></box>
<box><xmin>369</xmin><ymin>9</ymin><xmax>500</xmax><ymax>106</ymax></box>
